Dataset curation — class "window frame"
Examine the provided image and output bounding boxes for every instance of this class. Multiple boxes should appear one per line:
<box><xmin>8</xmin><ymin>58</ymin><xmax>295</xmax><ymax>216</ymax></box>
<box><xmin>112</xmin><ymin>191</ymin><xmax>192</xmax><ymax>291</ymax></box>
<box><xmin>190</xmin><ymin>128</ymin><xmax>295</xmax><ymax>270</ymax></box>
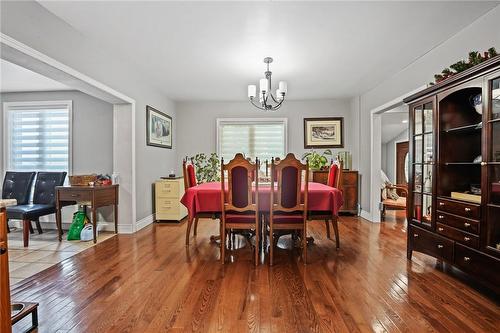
<box><xmin>3</xmin><ymin>100</ymin><xmax>73</xmax><ymax>175</ymax></box>
<box><xmin>216</xmin><ymin>117</ymin><xmax>288</xmax><ymax>159</ymax></box>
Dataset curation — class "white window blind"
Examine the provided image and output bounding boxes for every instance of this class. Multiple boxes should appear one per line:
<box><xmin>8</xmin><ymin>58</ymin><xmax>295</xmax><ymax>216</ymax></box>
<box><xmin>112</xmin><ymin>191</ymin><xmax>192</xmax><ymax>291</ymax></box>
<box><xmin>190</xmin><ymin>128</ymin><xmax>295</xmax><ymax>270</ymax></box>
<box><xmin>217</xmin><ymin>118</ymin><xmax>287</xmax><ymax>162</ymax></box>
<box><xmin>4</xmin><ymin>101</ymin><xmax>72</xmax><ymax>173</ymax></box>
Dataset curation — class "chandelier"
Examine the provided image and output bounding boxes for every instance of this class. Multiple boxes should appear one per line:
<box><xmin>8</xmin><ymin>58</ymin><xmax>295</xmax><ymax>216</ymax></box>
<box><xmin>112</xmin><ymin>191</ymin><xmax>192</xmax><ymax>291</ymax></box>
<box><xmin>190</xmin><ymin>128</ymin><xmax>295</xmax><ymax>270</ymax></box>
<box><xmin>247</xmin><ymin>57</ymin><xmax>287</xmax><ymax>111</ymax></box>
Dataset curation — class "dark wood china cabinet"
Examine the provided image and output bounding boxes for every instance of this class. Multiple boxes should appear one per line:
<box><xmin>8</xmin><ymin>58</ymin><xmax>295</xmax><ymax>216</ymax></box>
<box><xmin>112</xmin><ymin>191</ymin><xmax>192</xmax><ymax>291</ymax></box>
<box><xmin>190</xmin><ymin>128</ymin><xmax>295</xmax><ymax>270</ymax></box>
<box><xmin>405</xmin><ymin>56</ymin><xmax>500</xmax><ymax>292</ymax></box>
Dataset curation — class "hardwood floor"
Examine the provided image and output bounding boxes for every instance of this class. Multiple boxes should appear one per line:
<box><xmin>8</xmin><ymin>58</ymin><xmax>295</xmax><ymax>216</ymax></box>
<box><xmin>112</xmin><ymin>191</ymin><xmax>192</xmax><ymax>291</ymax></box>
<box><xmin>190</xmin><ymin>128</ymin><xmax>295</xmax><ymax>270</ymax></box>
<box><xmin>10</xmin><ymin>215</ymin><xmax>500</xmax><ymax>332</ymax></box>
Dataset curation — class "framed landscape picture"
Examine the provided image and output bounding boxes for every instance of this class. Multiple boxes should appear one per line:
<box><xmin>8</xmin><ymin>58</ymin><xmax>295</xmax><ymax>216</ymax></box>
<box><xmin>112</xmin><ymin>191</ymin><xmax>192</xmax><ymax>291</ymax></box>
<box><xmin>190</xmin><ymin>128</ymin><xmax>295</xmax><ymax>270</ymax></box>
<box><xmin>304</xmin><ymin>117</ymin><xmax>344</xmax><ymax>148</ymax></box>
<box><xmin>146</xmin><ymin>105</ymin><xmax>172</xmax><ymax>149</ymax></box>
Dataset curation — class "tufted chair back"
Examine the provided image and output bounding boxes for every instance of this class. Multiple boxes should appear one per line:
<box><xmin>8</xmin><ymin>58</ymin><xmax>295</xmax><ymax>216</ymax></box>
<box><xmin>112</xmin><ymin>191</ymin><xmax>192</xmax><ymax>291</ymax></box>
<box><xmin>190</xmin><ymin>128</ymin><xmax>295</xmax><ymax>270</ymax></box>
<box><xmin>33</xmin><ymin>172</ymin><xmax>67</xmax><ymax>205</ymax></box>
<box><xmin>2</xmin><ymin>171</ymin><xmax>36</xmax><ymax>205</ymax></box>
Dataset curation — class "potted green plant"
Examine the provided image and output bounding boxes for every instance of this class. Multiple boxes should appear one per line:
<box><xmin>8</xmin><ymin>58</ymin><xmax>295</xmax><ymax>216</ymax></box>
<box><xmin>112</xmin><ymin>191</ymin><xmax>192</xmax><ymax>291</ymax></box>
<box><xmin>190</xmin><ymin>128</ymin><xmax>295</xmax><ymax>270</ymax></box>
<box><xmin>301</xmin><ymin>149</ymin><xmax>333</xmax><ymax>170</ymax></box>
<box><xmin>190</xmin><ymin>153</ymin><xmax>221</xmax><ymax>183</ymax></box>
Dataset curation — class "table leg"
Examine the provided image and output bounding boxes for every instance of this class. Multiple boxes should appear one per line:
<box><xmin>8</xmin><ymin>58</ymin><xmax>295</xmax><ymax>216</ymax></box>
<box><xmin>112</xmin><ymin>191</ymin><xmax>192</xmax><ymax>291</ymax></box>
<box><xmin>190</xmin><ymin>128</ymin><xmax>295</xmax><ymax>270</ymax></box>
<box><xmin>92</xmin><ymin>208</ymin><xmax>97</xmax><ymax>244</ymax></box>
<box><xmin>56</xmin><ymin>204</ymin><xmax>62</xmax><ymax>241</ymax></box>
<box><xmin>22</xmin><ymin>219</ymin><xmax>30</xmax><ymax>247</ymax></box>
<box><xmin>114</xmin><ymin>203</ymin><xmax>118</xmax><ymax>234</ymax></box>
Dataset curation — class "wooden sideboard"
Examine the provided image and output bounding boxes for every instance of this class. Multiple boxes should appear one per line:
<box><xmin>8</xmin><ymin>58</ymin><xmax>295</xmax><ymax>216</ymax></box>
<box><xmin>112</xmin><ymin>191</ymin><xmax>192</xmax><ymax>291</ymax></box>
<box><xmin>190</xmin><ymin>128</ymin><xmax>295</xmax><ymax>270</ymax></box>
<box><xmin>312</xmin><ymin>170</ymin><xmax>359</xmax><ymax>214</ymax></box>
<box><xmin>1</xmin><ymin>199</ymin><xmax>16</xmax><ymax>333</ymax></box>
<box><xmin>155</xmin><ymin>178</ymin><xmax>187</xmax><ymax>222</ymax></box>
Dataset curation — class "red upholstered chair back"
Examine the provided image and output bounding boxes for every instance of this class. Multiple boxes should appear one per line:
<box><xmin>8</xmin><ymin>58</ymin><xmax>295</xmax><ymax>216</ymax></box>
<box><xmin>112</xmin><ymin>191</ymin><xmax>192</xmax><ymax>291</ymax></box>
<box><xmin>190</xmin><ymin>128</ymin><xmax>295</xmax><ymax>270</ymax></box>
<box><xmin>220</xmin><ymin>153</ymin><xmax>259</xmax><ymax>213</ymax></box>
<box><xmin>182</xmin><ymin>157</ymin><xmax>197</xmax><ymax>189</ymax></box>
<box><xmin>270</xmin><ymin>153</ymin><xmax>308</xmax><ymax>214</ymax></box>
<box><xmin>327</xmin><ymin>159</ymin><xmax>343</xmax><ymax>189</ymax></box>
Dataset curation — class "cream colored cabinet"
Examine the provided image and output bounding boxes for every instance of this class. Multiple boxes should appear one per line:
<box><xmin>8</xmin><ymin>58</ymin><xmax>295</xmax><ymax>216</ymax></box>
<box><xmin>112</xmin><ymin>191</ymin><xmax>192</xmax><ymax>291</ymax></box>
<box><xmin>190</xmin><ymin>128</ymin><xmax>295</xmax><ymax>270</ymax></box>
<box><xmin>155</xmin><ymin>177</ymin><xmax>187</xmax><ymax>222</ymax></box>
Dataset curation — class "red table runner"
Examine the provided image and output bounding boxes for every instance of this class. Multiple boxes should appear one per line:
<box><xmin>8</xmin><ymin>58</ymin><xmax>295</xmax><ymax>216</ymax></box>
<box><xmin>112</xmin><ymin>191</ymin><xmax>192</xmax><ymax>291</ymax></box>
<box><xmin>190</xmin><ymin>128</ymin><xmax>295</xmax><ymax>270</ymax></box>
<box><xmin>180</xmin><ymin>182</ymin><xmax>343</xmax><ymax>220</ymax></box>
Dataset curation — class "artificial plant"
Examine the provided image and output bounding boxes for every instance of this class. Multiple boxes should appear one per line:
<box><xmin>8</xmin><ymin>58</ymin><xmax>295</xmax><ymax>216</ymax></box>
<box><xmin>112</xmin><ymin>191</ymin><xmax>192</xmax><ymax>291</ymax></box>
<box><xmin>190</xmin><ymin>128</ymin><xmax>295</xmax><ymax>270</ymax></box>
<box><xmin>430</xmin><ymin>47</ymin><xmax>498</xmax><ymax>85</ymax></box>
<box><xmin>301</xmin><ymin>149</ymin><xmax>333</xmax><ymax>170</ymax></box>
<box><xmin>190</xmin><ymin>153</ymin><xmax>221</xmax><ymax>183</ymax></box>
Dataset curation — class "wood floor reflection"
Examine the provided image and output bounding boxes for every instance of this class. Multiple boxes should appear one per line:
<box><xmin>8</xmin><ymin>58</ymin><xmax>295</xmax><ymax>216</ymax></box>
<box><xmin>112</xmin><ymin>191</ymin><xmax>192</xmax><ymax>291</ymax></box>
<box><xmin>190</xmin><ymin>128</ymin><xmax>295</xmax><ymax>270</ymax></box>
<box><xmin>10</xmin><ymin>214</ymin><xmax>500</xmax><ymax>332</ymax></box>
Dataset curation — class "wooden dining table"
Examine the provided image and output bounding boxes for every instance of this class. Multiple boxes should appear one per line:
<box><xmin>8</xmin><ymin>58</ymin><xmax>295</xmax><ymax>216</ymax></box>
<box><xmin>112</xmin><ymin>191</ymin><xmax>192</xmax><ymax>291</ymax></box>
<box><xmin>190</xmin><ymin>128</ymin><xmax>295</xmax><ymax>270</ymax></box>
<box><xmin>180</xmin><ymin>181</ymin><xmax>343</xmax><ymax>244</ymax></box>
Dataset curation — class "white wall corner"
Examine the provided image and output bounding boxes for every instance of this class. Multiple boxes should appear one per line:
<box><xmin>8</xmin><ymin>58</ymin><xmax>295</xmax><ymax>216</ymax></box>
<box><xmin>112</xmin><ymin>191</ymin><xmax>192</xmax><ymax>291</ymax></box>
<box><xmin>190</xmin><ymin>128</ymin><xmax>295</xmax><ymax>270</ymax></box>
<box><xmin>360</xmin><ymin>209</ymin><xmax>379</xmax><ymax>223</ymax></box>
<box><xmin>136</xmin><ymin>213</ymin><xmax>155</xmax><ymax>232</ymax></box>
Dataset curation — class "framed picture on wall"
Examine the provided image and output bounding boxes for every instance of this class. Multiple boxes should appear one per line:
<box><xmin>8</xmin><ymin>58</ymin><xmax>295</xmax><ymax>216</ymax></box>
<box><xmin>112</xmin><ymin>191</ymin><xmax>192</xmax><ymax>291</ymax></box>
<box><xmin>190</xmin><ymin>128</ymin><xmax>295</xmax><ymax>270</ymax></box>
<box><xmin>146</xmin><ymin>105</ymin><xmax>172</xmax><ymax>149</ymax></box>
<box><xmin>304</xmin><ymin>117</ymin><xmax>344</xmax><ymax>148</ymax></box>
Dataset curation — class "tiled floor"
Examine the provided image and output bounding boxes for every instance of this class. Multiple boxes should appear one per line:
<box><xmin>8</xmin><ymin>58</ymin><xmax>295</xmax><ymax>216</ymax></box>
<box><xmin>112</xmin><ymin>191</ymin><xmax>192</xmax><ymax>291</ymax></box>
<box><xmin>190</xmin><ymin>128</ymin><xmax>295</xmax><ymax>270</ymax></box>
<box><xmin>7</xmin><ymin>227</ymin><xmax>115</xmax><ymax>286</ymax></box>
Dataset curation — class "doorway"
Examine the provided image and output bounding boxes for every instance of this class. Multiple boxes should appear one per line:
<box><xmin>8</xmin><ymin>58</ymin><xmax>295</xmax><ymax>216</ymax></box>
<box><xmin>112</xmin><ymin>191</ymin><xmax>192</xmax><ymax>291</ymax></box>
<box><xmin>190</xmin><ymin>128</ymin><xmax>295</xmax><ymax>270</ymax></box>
<box><xmin>396</xmin><ymin>141</ymin><xmax>409</xmax><ymax>186</ymax></box>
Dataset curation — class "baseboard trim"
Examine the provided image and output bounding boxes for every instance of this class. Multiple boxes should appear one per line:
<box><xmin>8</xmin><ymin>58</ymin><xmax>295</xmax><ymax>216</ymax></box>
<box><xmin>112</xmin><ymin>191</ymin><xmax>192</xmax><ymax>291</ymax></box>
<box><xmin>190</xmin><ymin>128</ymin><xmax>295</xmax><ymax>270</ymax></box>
<box><xmin>360</xmin><ymin>210</ymin><xmax>373</xmax><ymax>222</ymax></box>
<box><xmin>136</xmin><ymin>214</ymin><xmax>155</xmax><ymax>232</ymax></box>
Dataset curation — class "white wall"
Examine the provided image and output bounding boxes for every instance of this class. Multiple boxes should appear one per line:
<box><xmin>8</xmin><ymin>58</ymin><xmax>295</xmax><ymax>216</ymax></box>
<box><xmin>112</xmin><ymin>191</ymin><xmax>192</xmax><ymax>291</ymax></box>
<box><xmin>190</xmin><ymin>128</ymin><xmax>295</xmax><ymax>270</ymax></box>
<box><xmin>354</xmin><ymin>5</ymin><xmax>500</xmax><ymax>216</ymax></box>
<box><xmin>383</xmin><ymin>129</ymin><xmax>408</xmax><ymax>184</ymax></box>
<box><xmin>1</xmin><ymin>90</ymin><xmax>113</xmax><ymax>176</ymax></box>
<box><xmin>1</xmin><ymin>1</ymin><xmax>177</xmax><ymax>220</ymax></box>
<box><xmin>176</xmin><ymin>99</ymin><xmax>358</xmax><ymax>171</ymax></box>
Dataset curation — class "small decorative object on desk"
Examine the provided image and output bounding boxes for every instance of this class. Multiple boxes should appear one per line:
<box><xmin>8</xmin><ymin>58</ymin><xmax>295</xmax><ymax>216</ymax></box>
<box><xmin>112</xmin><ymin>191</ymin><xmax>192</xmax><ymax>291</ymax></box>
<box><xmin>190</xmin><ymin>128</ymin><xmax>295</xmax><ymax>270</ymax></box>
<box><xmin>169</xmin><ymin>169</ymin><xmax>176</xmax><ymax>178</ymax></box>
<box><xmin>69</xmin><ymin>174</ymin><xmax>98</xmax><ymax>186</ymax></box>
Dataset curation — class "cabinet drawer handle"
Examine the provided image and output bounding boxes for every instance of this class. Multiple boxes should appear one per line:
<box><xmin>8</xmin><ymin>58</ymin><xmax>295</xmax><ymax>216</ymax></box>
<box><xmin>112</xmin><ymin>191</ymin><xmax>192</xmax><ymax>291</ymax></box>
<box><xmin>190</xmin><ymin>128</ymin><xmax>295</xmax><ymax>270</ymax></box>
<box><xmin>71</xmin><ymin>194</ymin><xmax>78</xmax><ymax>197</ymax></box>
<box><xmin>438</xmin><ymin>215</ymin><xmax>444</xmax><ymax>219</ymax></box>
<box><xmin>464</xmin><ymin>236</ymin><xmax>470</xmax><ymax>241</ymax></box>
<box><xmin>464</xmin><ymin>207</ymin><xmax>471</xmax><ymax>212</ymax></box>
<box><xmin>438</xmin><ymin>227</ymin><xmax>444</xmax><ymax>231</ymax></box>
<box><xmin>439</xmin><ymin>202</ymin><xmax>445</xmax><ymax>206</ymax></box>
<box><xmin>464</xmin><ymin>222</ymin><xmax>471</xmax><ymax>228</ymax></box>
<box><xmin>437</xmin><ymin>244</ymin><xmax>444</xmax><ymax>249</ymax></box>
<box><xmin>413</xmin><ymin>233</ymin><xmax>419</xmax><ymax>238</ymax></box>
<box><xmin>464</xmin><ymin>256</ymin><xmax>471</xmax><ymax>262</ymax></box>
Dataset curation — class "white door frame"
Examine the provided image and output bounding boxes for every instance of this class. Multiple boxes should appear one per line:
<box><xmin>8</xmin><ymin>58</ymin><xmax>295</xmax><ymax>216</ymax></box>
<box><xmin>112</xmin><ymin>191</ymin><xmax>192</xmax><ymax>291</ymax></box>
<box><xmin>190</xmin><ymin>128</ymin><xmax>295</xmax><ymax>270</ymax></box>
<box><xmin>0</xmin><ymin>33</ymin><xmax>137</xmax><ymax>233</ymax></box>
<box><xmin>369</xmin><ymin>86</ymin><xmax>426</xmax><ymax>222</ymax></box>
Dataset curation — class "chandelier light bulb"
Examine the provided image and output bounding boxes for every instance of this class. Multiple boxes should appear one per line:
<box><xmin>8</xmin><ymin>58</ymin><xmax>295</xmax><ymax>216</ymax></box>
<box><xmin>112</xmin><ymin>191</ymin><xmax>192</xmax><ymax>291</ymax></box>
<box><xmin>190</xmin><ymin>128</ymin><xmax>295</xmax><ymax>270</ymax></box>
<box><xmin>248</xmin><ymin>85</ymin><xmax>256</xmax><ymax>98</ymax></box>
<box><xmin>259</xmin><ymin>78</ymin><xmax>268</xmax><ymax>93</ymax></box>
<box><xmin>279</xmin><ymin>81</ymin><xmax>287</xmax><ymax>94</ymax></box>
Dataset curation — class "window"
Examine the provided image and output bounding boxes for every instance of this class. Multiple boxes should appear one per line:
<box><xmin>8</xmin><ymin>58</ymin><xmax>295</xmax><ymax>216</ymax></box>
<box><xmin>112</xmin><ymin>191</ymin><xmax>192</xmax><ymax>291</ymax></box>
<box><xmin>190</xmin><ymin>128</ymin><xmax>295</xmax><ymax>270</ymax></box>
<box><xmin>3</xmin><ymin>101</ymin><xmax>72</xmax><ymax>173</ymax></box>
<box><xmin>216</xmin><ymin>118</ymin><xmax>287</xmax><ymax>162</ymax></box>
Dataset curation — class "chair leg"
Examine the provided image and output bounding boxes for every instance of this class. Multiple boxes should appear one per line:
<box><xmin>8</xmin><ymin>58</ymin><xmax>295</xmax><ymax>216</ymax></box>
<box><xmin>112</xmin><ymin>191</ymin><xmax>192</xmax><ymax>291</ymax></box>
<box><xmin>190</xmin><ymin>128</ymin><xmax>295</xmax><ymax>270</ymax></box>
<box><xmin>29</xmin><ymin>222</ymin><xmax>34</xmax><ymax>234</ymax></box>
<box><xmin>332</xmin><ymin>216</ymin><xmax>340</xmax><ymax>249</ymax></box>
<box><xmin>269</xmin><ymin>224</ymin><xmax>274</xmax><ymax>266</ymax></box>
<box><xmin>185</xmin><ymin>216</ymin><xmax>193</xmax><ymax>246</ymax></box>
<box><xmin>255</xmin><ymin>219</ymin><xmax>259</xmax><ymax>267</ymax></box>
<box><xmin>193</xmin><ymin>217</ymin><xmax>199</xmax><ymax>236</ymax></box>
<box><xmin>221</xmin><ymin>227</ymin><xmax>226</xmax><ymax>264</ymax></box>
<box><xmin>34</xmin><ymin>219</ymin><xmax>43</xmax><ymax>234</ymax></box>
<box><xmin>302</xmin><ymin>228</ymin><xmax>307</xmax><ymax>265</ymax></box>
<box><xmin>6</xmin><ymin>219</ymin><xmax>10</xmax><ymax>233</ymax></box>
<box><xmin>23</xmin><ymin>219</ymin><xmax>30</xmax><ymax>247</ymax></box>
<box><xmin>324</xmin><ymin>219</ymin><xmax>331</xmax><ymax>239</ymax></box>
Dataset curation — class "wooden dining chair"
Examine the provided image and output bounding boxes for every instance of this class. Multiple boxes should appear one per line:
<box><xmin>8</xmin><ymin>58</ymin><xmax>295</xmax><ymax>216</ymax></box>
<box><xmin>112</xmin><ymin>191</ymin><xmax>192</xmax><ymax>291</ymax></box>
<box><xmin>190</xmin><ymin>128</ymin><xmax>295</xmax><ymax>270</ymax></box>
<box><xmin>220</xmin><ymin>153</ymin><xmax>260</xmax><ymax>265</ymax></box>
<box><xmin>316</xmin><ymin>159</ymin><xmax>343</xmax><ymax>246</ymax></box>
<box><xmin>182</xmin><ymin>157</ymin><xmax>219</xmax><ymax>245</ymax></box>
<box><xmin>269</xmin><ymin>153</ymin><xmax>309</xmax><ymax>265</ymax></box>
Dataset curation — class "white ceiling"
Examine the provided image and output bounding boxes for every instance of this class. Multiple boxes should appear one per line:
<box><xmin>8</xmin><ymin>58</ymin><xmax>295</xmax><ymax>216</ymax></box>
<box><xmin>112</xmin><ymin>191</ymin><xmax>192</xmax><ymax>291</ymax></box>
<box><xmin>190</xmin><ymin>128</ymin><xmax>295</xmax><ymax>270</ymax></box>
<box><xmin>38</xmin><ymin>1</ymin><xmax>498</xmax><ymax>101</ymax></box>
<box><xmin>381</xmin><ymin>105</ymin><xmax>408</xmax><ymax>144</ymax></box>
<box><xmin>0</xmin><ymin>59</ymin><xmax>71</xmax><ymax>93</ymax></box>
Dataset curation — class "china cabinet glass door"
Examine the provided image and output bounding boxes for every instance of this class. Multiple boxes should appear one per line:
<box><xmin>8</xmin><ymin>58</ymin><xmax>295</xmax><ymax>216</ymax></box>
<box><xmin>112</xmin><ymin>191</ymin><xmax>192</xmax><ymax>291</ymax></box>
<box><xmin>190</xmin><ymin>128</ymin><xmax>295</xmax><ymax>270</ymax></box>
<box><xmin>486</xmin><ymin>75</ymin><xmax>500</xmax><ymax>252</ymax></box>
<box><xmin>412</xmin><ymin>101</ymin><xmax>434</xmax><ymax>227</ymax></box>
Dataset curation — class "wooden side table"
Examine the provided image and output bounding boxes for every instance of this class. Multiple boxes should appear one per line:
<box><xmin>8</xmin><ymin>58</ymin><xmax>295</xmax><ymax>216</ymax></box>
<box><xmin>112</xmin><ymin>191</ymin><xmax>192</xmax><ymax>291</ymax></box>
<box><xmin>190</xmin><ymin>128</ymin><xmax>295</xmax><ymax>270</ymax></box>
<box><xmin>55</xmin><ymin>185</ymin><xmax>119</xmax><ymax>243</ymax></box>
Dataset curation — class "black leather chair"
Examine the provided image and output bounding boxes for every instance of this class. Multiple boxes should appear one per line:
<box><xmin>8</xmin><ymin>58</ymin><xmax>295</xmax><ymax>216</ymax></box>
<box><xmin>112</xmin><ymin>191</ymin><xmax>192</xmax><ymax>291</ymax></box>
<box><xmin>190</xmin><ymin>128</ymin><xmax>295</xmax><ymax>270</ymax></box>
<box><xmin>2</xmin><ymin>172</ymin><xmax>36</xmax><ymax>233</ymax></box>
<box><xmin>7</xmin><ymin>172</ymin><xmax>67</xmax><ymax>247</ymax></box>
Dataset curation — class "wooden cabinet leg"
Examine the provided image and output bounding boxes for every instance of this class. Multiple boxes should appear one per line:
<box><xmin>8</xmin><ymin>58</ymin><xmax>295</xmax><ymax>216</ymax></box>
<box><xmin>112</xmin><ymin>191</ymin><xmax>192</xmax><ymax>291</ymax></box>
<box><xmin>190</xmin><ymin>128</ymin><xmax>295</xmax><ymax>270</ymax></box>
<box><xmin>56</xmin><ymin>205</ymin><xmax>63</xmax><ymax>241</ymax></box>
<box><xmin>92</xmin><ymin>208</ymin><xmax>97</xmax><ymax>244</ymax></box>
<box><xmin>114</xmin><ymin>204</ymin><xmax>118</xmax><ymax>234</ymax></box>
<box><xmin>23</xmin><ymin>219</ymin><xmax>30</xmax><ymax>247</ymax></box>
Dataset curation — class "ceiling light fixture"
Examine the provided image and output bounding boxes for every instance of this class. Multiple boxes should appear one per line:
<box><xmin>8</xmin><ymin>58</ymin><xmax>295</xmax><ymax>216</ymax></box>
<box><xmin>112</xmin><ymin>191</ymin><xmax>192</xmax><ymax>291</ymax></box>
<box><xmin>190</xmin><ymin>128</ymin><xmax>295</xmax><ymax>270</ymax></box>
<box><xmin>247</xmin><ymin>57</ymin><xmax>287</xmax><ymax>111</ymax></box>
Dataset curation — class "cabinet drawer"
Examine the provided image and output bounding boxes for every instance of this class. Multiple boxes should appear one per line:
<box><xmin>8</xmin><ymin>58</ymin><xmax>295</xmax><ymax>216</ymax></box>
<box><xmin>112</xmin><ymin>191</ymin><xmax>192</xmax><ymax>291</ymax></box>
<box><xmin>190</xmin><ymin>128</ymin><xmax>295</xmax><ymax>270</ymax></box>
<box><xmin>58</xmin><ymin>190</ymin><xmax>92</xmax><ymax>202</ymax></box>
<box><xmin>156</xmin><ymin>198</ymin><xmax>180</xmax><ymax>212</ymax></box>
<box><xmin>156</xmin><ymin>181</ymin><xmax>180</xmax><ymax>198</ymax></box>
<box><xmin>436</xmin><ymin>211</ymin><xmax>479</xmax><ymax>234</ymax></box>
<box><xmin>410</xmin><ymin>225</ymin><xmax>454</xmax><ymax>262</ymax></box>
<box><xmin>436</xmin><ymin>198</ymin><xmax>480</xmax><ymax>219</ymax></box>
<box><xmin>436</xmin><ymin>223</ymin><xmax>479</xmax><ymax>249</ymax></box>
<box><xmin>342</xmin><ymin>172</ymin><xmax>358</xmax><ymax>186</ymax></box>
<box><xmin>454</xmin><ymin>244</ymin><xmax>500</xmax><ymax>287</ymax></box>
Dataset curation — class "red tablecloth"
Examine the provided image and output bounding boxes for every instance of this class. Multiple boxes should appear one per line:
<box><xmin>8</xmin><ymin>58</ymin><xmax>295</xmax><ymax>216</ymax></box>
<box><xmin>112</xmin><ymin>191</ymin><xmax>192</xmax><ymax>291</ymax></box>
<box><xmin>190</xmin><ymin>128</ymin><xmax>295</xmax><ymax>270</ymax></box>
<box><xmin>180</xmin><ymin>182</ymin><xmax>343</xmax><ymax>220</ymax></box>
